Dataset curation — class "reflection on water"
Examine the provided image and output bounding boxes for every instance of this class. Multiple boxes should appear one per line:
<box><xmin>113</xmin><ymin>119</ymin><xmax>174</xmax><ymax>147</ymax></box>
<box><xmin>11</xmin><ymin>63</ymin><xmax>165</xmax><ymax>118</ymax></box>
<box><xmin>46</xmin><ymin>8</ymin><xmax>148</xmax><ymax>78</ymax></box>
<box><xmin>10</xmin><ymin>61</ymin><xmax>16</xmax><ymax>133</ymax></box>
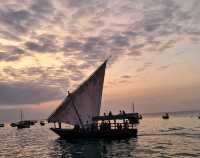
<box><xmin>0</xmin><ymin>115</ymin><xmax>200</xmax><ymax>158</ymax></box>
<box><xmin>55</xmin><ymin>139</ymin><xmax>104</xmax><ymax>158</ymax></box>
<box><xmin>51</xmin><ymin>138</ymin><xmax>137</xmax><ymax>158</ymax></box>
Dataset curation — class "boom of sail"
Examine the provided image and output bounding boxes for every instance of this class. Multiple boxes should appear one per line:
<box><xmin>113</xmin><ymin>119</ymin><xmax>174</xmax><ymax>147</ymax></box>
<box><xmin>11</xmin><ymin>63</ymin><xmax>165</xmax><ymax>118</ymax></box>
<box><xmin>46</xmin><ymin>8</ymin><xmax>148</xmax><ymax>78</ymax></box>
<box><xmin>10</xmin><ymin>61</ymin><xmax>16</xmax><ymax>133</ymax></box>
<box><xmin>48</xmin><ymin>60</ymin><xmax>107</xmax><ymax>127</ymax></box>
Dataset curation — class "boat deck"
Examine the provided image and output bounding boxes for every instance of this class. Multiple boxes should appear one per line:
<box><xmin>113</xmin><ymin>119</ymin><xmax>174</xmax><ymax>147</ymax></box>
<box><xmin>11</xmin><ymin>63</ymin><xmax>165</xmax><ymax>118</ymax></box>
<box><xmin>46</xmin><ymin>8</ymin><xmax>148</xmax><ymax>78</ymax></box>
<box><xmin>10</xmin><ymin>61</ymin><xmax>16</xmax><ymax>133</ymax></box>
<box><xmin>92</xmin><ymin>112</ymin><xmax>139</xmax><ymax>121</ymax></box>
<box><xmin>51</xmin><ymin>128</ymin><xmax>137</xmax><ymax>140</ymax></box>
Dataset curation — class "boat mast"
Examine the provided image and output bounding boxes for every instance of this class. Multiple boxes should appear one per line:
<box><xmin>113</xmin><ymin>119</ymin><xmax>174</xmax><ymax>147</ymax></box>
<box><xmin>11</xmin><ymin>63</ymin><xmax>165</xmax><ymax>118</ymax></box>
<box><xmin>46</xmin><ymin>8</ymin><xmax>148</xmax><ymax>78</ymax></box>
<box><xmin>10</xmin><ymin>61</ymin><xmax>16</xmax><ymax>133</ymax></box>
<box><xmin>20</xmin><ymin>109</ymin><xmax>23</xmax><ymax>121</ymax></box>
<box><xmin>132</xmin><ymin>102</ymin><xmax>135</xmax><ymax>113</ymax></box>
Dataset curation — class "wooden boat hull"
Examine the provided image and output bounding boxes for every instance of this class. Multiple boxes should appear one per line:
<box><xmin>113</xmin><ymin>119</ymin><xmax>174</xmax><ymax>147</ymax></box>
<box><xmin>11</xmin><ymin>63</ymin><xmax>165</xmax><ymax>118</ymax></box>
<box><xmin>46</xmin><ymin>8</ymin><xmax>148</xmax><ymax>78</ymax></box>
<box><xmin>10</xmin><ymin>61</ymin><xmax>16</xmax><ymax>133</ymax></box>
<box><xmin>17</xmin><ymin>124</ymin><xmax>30</xmax><ymax>129</ymax></box>
<box><xmin>50</xmin><ymin>128</ymin><xmax>137</xmax><ymax>140</ymax></box>
<box><xmin>162</xmin><ymin>116</ymin><xmax>169</xmax><ymax>119</ymax></box>
<box><xmin>16</xmin><ymin>121</ymin><xmax>31</xmax><ymax>129</ymax></box>
<box><xmin>40</xmin><ymin>123</ymin><xmax>45</xmax><ymax>126</ymax></box>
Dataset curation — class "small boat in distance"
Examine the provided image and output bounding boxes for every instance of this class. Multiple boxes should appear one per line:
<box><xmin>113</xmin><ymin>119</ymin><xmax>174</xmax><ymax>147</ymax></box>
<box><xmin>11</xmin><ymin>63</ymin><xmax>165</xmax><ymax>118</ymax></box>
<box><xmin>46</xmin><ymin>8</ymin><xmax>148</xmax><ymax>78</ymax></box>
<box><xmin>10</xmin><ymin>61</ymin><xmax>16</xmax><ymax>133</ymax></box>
<box><xmin>10</xmin><ymin>120</ymin><xmax>35</xmax><ymax>127</ymax></box>
<box><xmin>132</xmin><ymin>102</ymin><xmax>142</xmax><ymax>120</ymax></box>
<box><xmin>0</xmin><ymin>123</ymin><xmax>4</xmax><ymax>127</ymax></box>
<box><xmin>30</xmin><ymin>120</ymin><xmax>37</xmax><ymax>125</ymax></box>
<box><xmin>162</xmin><ymin>113</ymin><xmax>169</xmax><ymax>119</ymax></box>
<box><xmin>40</xmin><ymin>121</ymin><xmax>45</xmax><ymax>126</ymax></box>
<box><xmin>48</xmin><ymin>60</ymin><xmax>139</xmax><ymax>140</ymax></box>
<box><xmin>10</xmin><ymin>122</ymin><xmax>17</xmax><ymax>127</ymax></box>
<box><xmin>16</xmin><ymin>110</ymin><xmax>30</xmax><ymax>129</ymax></box>
<box><xmin>17</xmin><ymin>121</ymin><xmax>31</xmax><ymax>129</ymax></box>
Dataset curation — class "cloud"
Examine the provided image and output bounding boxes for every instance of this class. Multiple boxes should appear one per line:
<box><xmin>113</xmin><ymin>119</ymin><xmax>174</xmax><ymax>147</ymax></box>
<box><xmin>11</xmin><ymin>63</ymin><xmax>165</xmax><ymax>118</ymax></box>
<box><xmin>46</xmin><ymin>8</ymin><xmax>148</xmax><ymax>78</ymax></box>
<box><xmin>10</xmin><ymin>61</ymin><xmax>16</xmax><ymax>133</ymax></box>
<box><xmin>0</xmin><ymin>0</ymin><xmax>200</xmax><ymax>106</ymax></box>
<box><xmin>157</xmin><ymin>65</ymin><xmax>171</xmax><ymax>71</ymax></box>
<box><xmin>2</xmin><ymin>66</ymin><xmax>71</xmax><ymax>88</ymax></box>
<box><xmin>69</xmin><ymin>73</ymin><xmax>84</xmax><ymax>81</ymax></box>
<box><xmin>25</xmin><ymin>34</ymin><xmax>60</xmax><ymax>53</ymax></box>
<box><xmin>0</xmin><ymin>0</ymin><xmax>56</xmax><ymax>35</ymax></box>
<box><xmin>121</xmin><ymin>75</ymin><xmax>132</xmax><ymax>79</ymax></box>
<box><xmin>0</xmin><ymin>81</ymin><xmax>61</xmax><ymax>105</ymax></box>
<box><xmin>0</xmin><ymin>30</ymin><xmax>22</xmax><ymax>41</ymax></box>
<box><xmin>0</xmin><ymin>52</ymin><xmax>21</xmax><ymax>62</ymax></box>
<box><xmin>136</xmin><ymin>62</ymin><xmax>153</xmax><ymax>72</ymax></box>
<box><xmin>157</xmin><ymin>39</ymin><xmax>179</xmax><ymax>52</ymax></box>
<box><xmin>0</xmin><ymin>46</ymin><xmax>25</xmax><ymax>61</ymax></box>
<box><xmin>63</xmin><ymin>38</ymin><xmax>83</xmax><ymax>53</ymax></box>
<box><xmin>0</xmin><ymin>9</ymin><xmax>32</xmax><ymax>33</ymax></box>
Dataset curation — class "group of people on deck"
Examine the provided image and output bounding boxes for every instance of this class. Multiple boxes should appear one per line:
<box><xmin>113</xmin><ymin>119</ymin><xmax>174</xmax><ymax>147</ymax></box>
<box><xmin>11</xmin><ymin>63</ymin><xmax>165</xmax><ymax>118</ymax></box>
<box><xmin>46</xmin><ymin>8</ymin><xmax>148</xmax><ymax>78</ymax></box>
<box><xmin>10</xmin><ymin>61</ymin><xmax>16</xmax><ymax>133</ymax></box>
<box><xmin>73</xmin><ymin>110</ymin><xmax>130</xmax><ymax>133</ymax></box>
<box><xmin>100</xmin><ymin>121</ymin><xmax>111</xmax><ymax>131</ymax></box>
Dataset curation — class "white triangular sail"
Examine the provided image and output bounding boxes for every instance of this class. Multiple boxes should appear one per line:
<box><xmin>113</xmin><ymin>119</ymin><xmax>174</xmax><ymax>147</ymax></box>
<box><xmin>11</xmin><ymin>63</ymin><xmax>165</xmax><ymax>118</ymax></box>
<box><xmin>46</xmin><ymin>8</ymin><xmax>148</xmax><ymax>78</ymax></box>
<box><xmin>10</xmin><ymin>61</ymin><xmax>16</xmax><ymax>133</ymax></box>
<box><xmin>48</xmin><ymin>60</ymin><xmax>107</xmax><ymax>127</ymax></box>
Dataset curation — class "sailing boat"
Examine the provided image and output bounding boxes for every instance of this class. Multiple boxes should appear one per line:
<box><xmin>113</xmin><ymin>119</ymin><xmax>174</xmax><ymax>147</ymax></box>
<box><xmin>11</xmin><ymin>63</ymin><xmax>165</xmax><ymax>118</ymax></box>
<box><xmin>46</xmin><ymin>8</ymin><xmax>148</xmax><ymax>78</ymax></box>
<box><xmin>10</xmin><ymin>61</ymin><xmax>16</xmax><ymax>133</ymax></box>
<box><xmin>162</xmin><ymin>113</ymin><xmax>169</xmax><ymax>119</ymax></box>
<box><xmin>0</xmin><ymin>123</ymin><xmax>4</xmax><ymax>127</ymax></box>
<box><xmin>132</xmin><ymin>102</ymin><xmax>142</xmax><ymax>120</ymax></box>
<box><xmin>48</xmin><ymin>60</ymin><xmax>139</xmax><ymax>139</ymax></box>
<box><xmin>16</xmin><ymin>109</ymin><xmax>30</xmax><ymax>129</ymax></box>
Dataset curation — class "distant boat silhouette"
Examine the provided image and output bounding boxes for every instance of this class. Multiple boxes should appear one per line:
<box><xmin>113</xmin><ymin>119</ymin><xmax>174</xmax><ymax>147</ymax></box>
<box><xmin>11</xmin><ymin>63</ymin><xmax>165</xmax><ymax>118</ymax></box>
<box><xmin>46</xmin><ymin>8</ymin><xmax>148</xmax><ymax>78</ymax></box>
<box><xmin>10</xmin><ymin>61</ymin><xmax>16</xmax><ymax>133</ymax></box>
<box><xmin>0</xmin><ymin>123</ymin><xmax>4</xmax><ymax>127</ymax></box>
<box><xmin>10</xmin><ymin>122</ymin><xmax>17</xmax><ymax>127</ymax></box>
<box><xmin>10</xmin><ymin>111</ymin><xmax>35</xmax><ymax>128</ymax></box>
<box><xmin>40</xmin><ymin>121</ymin><xmax>45</xmax><ymax>126</ymax></box>
<box><xmin>162</xmin><ymin>113</ymin><xmax>169</xmax><ymax>119</ymax></box>
<box><xmin>17</xmin><ymin>121</ymin><xmax>30</xmax><ymax>129</ymax></box>
<box><xmin>16</xmin><ymin>109</ymin><xmax>30</xmax><ymax>129</ymax></box>
<box><xmin>132</xmin><ymin>102</ymin><xmax>142</xmax><ymax>120</ymax></box>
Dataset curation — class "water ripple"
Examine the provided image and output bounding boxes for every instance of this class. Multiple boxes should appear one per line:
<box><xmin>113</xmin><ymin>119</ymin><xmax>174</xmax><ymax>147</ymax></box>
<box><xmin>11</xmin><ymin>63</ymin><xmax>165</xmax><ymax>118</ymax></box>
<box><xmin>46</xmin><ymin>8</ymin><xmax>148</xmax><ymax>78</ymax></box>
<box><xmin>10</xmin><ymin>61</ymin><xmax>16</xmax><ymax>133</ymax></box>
<box><xmin>0</xmin><ymin>117</ymin><xmax>200</xmax><ymax>157</ymax></box>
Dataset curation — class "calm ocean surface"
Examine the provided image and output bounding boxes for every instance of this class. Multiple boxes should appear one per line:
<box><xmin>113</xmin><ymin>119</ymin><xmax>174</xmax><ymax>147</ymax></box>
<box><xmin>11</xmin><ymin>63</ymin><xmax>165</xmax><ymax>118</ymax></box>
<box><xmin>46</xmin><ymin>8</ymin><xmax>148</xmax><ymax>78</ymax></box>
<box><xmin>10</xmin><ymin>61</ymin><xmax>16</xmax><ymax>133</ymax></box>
<box><xmin>0</xmin><ymin>113</ymin><xmax>200</xmax><ymax>158</ymax></box>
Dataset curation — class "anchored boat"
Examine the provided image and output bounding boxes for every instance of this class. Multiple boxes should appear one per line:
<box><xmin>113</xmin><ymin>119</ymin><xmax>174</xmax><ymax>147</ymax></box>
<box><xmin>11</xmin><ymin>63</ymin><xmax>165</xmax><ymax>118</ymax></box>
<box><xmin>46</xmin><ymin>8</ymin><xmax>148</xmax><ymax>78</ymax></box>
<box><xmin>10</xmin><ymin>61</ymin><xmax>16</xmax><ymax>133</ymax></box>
<box><xmin>10</xmin><ymin>110</ymin><xmax>31</xmax><ymax>129</ymax></box>
<box><xmin>162</xmin><ymin>113</ymin><xmax>169</xmax><ymax>119</ymax></box>
<box><xmin>40</xmin><ymin>121</ymin><xmax>45</xmax><ymax>126</ymax></box>
<box><xmin>0</xmin><ymin>123</ymin><xmax>4</xmax><ymax>127</ymax></box>
<box><xmin>48</xmin><ymin>60</ymin><xmax>139</xmax><ymax>140</ymax></box>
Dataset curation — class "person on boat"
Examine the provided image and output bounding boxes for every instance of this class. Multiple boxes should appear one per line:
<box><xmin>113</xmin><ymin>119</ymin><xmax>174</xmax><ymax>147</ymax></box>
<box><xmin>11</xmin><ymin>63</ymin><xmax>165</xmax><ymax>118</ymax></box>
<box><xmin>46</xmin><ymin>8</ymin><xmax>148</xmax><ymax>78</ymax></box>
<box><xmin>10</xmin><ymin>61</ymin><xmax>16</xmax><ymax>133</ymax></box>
<box><xmin>109</xmin><ymin>111</ymin><xmax>112</xmax><ymax>117</ymax></box>
<box><xmin>104</xmin><ymin>121</ymin><xmax>108</xmax><ymax>131</ymax></box>
<box><xmin>119</xmin><ymin>110</ymin><xmax>122</xmax><ymax>115</ymax></box>
<box><xmin>91</xmin><ymin>122</ymin><xmax>98</xmax><ymax>132</ymax></box>
<box><xmin>114</xmin><ymin>119</ymin><xmax>117</xmax><ymax>129</ymax></box>
<box><xmin>58</xmin><ymin>122</ymin><xmax>61</xmax><ymax>129</ymax></box>
<box><xmin>74</xmin><ymin>124</ymin><xmax>80</xmax><ymax>132</ymax></box>
<box><xmin>122</xmin><ymin>110</ymin><xmax>126</xmax><ymax>115</ymax></box>
<box><xmin>85</xmin><ymin>121</ymin><xmax>90</xmax><ymax>132</ymax></box>
<box><xmin>117</xmin><ymin>123</ymin><xmax>122</xmax><ymax>130</ymax></box>
<box><xmin>108</xmin><ymin>121</ymin><xmax>111</xmax><ymax>130</ymax></box>
<box><xmin>124</xmin><ymin>120</ymin><xmax>129</xmax><ymax>129</ymax></box>
<box><xmin>100</xmin><ymin>121</ymin><xmax>104</xmax><ymax>131</ymax></box>
<box><xmin>100</xmin><ymin>121</ymin><xmax>111</xmax><ymax>132</ymax></box>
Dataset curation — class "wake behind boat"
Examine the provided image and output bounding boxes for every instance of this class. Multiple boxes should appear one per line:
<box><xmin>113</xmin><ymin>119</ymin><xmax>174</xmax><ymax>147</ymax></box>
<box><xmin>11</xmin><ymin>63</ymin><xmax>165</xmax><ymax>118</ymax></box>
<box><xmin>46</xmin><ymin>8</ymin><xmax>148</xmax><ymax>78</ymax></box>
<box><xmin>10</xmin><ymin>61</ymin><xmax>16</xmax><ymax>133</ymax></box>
<box><xmin>48</xmin><ymin>60</ymin><xmax>139</xmax><ymax>140</ymax></box>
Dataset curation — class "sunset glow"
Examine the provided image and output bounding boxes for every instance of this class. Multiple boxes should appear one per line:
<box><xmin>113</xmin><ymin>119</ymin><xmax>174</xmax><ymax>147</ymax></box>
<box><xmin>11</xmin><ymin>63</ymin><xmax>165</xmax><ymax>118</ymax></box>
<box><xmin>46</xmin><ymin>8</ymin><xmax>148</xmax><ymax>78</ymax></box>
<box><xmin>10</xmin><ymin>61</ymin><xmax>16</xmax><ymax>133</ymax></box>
<box><xmin>0</xmin><ymin>0</ymin><xmax>200</xmax><ymax>121</ymax></box>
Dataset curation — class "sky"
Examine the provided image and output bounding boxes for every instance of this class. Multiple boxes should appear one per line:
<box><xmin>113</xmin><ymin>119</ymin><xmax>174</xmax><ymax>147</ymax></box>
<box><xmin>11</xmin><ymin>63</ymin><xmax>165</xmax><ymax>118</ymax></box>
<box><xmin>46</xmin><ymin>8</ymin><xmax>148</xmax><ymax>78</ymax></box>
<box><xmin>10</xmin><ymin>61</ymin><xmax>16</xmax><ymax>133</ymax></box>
<box><xmin>0</xmin><ymin>0</ymin><xmax>200</xmax><ymax>122</ymax></box>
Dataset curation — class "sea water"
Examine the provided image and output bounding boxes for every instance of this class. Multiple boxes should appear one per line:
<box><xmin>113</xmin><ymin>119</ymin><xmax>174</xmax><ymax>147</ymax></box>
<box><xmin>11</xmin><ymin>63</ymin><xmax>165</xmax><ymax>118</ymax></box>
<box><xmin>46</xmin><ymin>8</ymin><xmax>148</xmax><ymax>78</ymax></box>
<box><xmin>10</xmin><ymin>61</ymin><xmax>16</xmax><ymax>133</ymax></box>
<box><xmin>0</xmin><ymin>112</ymin><xmax>200</xmax><ymax>158</ymax></box>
